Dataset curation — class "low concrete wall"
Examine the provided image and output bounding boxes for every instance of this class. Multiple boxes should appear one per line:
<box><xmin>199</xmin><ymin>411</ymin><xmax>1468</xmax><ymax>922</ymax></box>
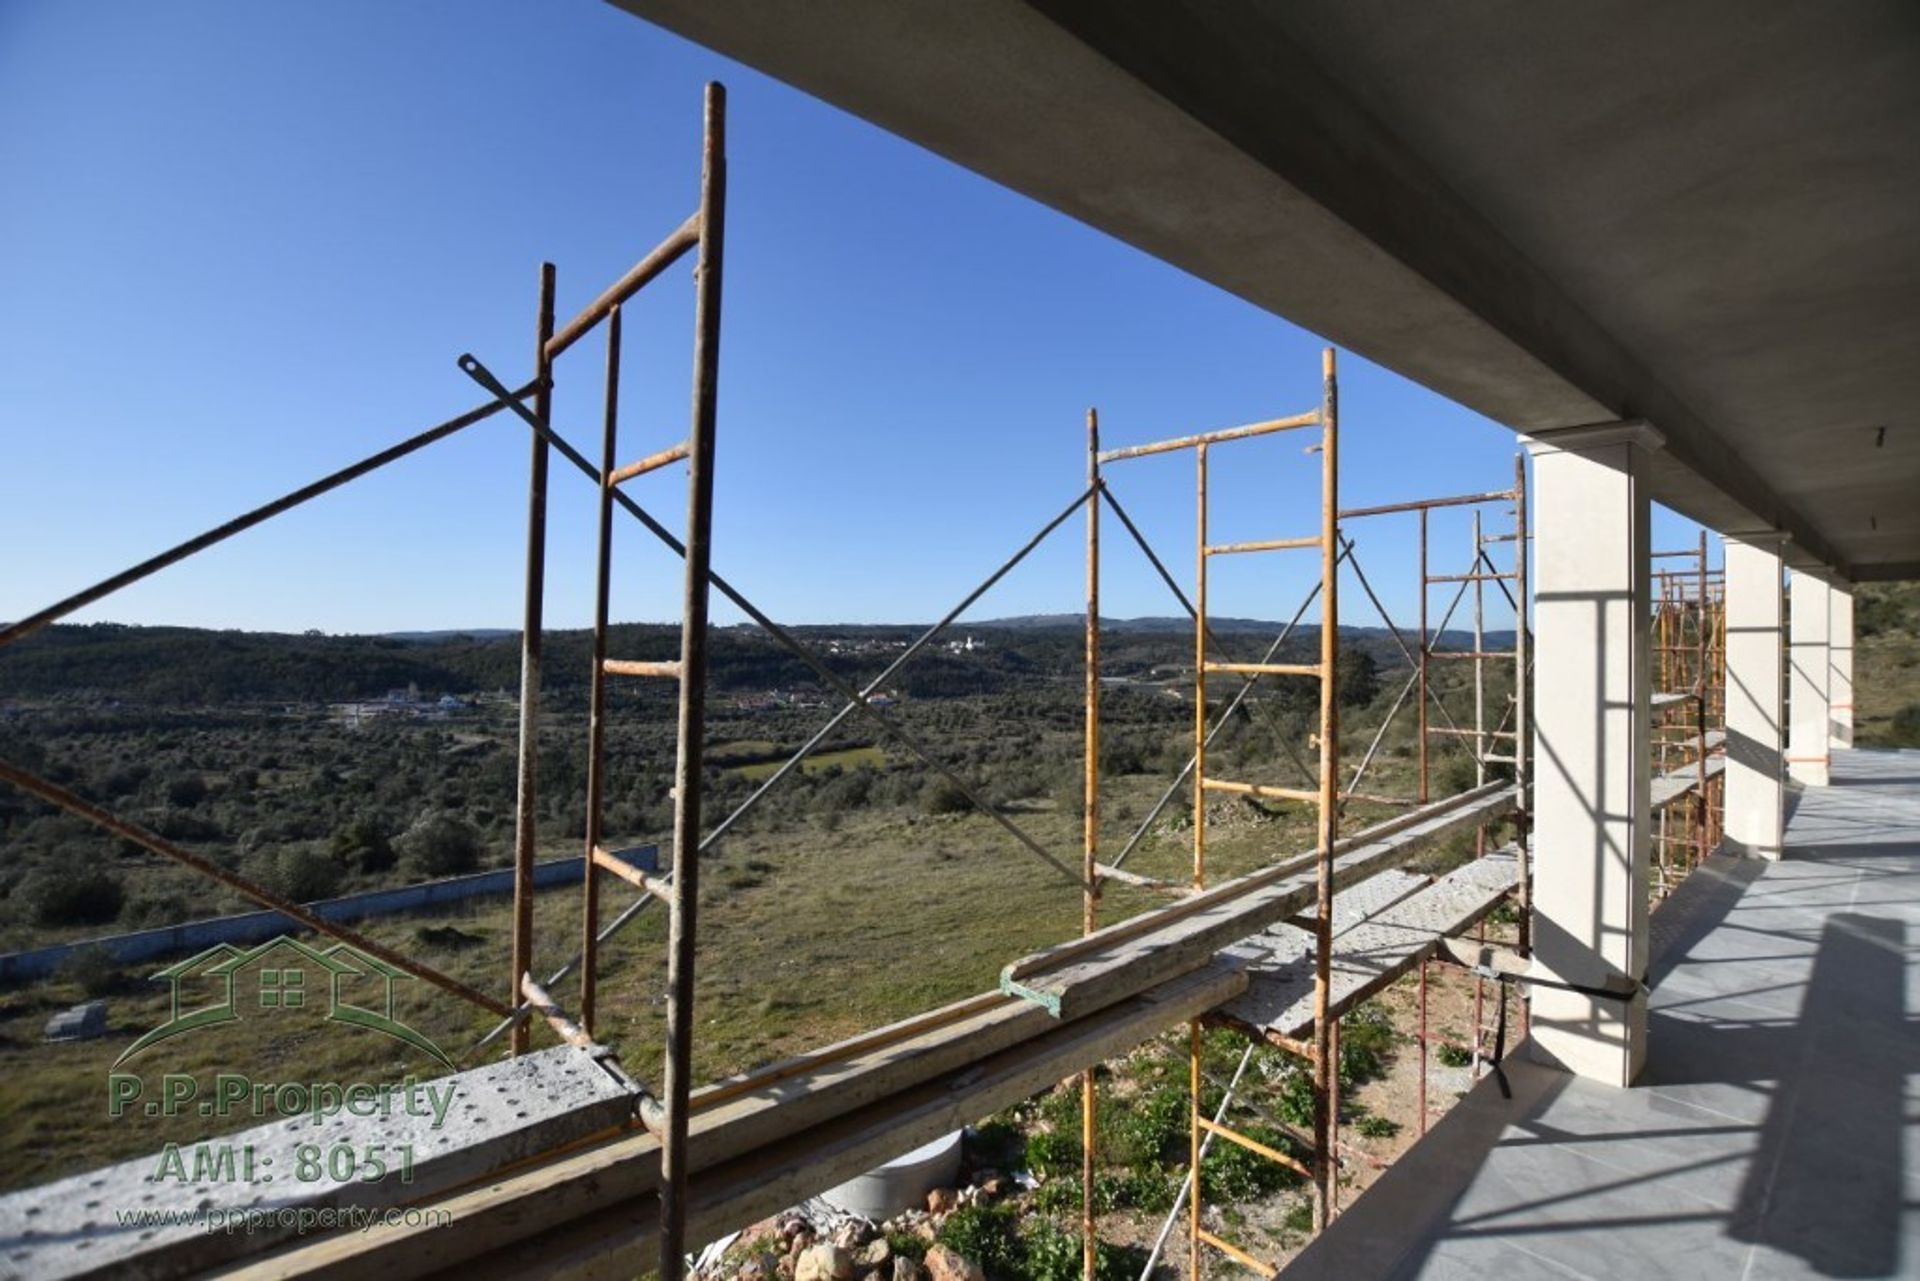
<box><xmin>0</xmin><ymin>845</ymin><xmax>658</xmax><ymax>983</ymax></box>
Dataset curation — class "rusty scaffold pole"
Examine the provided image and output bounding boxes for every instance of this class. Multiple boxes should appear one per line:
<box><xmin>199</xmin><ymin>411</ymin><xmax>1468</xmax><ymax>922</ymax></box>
<box><xmin>1081</xmin><ymin>407</ymin><xmax>1102</xmax><ymax>1281</ymax></box>
<box><xmin>1093</xmin><ymin>349</ymin><xmax>1336</xmax><ymax>1280</ymax></box>
<box><xmin>1311</xmin><ymin>346</ymin><xmax>1341</xmax><ymax>1229</ymax></box>
<box><xmin>509</xmin><ymin>262</ymin><xmax>558</xmax><ymax>1057</ymax></box>
<box><xmin>659</xmin><ymin>80</ymin><xmax>727</xmax><ymax>1281</ymax></box>
<box><xmin>579</xmin><ymin>304</ymin><xmax>622</xmax><ymax>1034</ymax></box>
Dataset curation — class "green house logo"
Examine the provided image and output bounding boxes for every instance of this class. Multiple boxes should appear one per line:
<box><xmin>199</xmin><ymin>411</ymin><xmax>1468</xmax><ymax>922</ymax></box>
<box><xmin>114</xmin><ymin>934</ymin><xmax>455</xmax><ymax>1070</ymax></box>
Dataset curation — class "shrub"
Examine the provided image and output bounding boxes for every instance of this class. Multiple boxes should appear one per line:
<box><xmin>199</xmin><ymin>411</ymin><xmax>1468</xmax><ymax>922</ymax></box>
<box><xmin>166</xmin><ymin>773</ymin><xmax>209</xmax><ymax>807</ymax></box>
<box><xmin>415</xmin><ymin>924</ymin><xmax>485</xmax><ymax>950</ymax></box>
<box><xmin>122</xmin><ymin>890</ymin><xmax>192</xmax><ymax>928</ymax></box>
<box><xmin>1436</xmin><ymin>1042</ymin><xmax>1474</xmax><ymax>1068</ymax></box>
<box><xmin>1093</xmin><ymin>1242</ymin><xmax>1151</xmax><ymax>1281</ymax></box>
<box><xmin>885</xmin><ymin>1233</ymin><xmax>927</xmax><ymax>1264</ymax></box>
<box><xmin>1273</xmin><ymin>1066</ymin><xmax>1316</xmax><ymax>1129</ymax></box>
<box><xmin>101</xmin><ymin>765</ymin><xmax>149</xmax><ymax>798</ymax></box>
<box><xmin>967</xmin><ymin>1117</ymin><xmax>1025</xmax><ymax>1171</ymax></box>
<box><xmin>273</xmin><ymin>847</ymin><xmax>345</xmax><ymax>902</ymax></box>
<box><xmin>1030</xmin><ymin>1176</ymin><xmax>1080</xmax><ymax>1216</ymax></box>
<box><xmin>922</xmin><ymin>777</ymin><xmax>973</xmax><ymax>816</ymax></box>
<box><xmin>1103</xmin><ymin>1166</ymin><xmax>1177</xmax><ymax>1213</ymax></box>
<box><xmin>1102</xmin><ymin>1084</ymin><xmax>1187</xmax><ymax>1167</ymax></box>
<box><xmin>1340</xmin><ymin>1002</ymin><xmax>1397</xmax><ymax>1083</ymax></box>
<box><xmin>1025</xmin><ymin>1129</ymin><xmax>1081</xmax><ymax>1179</ymax></box>
<box><xmin>1201</xmin><ymin>1123</ymin><xmax>1302</xmax><ymax>1202</ymax></box>
<box><xmin>935</xmin><ymin>1205</ymin><xmax>1024</xmax><ymax>1281</ymax></box>
<box><xmin>816</xmin><ymin>768</ymin><xmax>875</xmax><ymax>814</ymax></box>
<box><xmin>24</xmin><ymin>868</ymin><xmax>125</xmax><ymax>927</ymax></box>
<box><xmin>1036</xmin><ymin>1085</ymin><xmax>1080</xmax><ymax>1134</ymax></box>
<box><xmin>332</xmin><ymin>817</ymin><xmax>397</xmax><ymax>874</ymax></box>
<box><xmin>398</xmin><ymin>811</ymin><xmax>484</xmax><ymax>877</ymax></box>
<box><xmin>1021</xmin><ymin>1221</ymin><xmax>1079</xmax><ymax>1281</ymax></box>
<box><xmin>1434</xmin><ymin>753</ymin><xmax>1479</xmax><ymax>795</ymax></box>
<box><xmin>1355</xmin><ymin>1114</ymin><xmax>1400</xmax><ymax>1139</ymax></box>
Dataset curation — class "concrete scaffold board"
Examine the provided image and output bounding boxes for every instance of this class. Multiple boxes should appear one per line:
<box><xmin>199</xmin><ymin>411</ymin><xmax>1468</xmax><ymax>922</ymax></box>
<box><xmin>1216</xmin><ymin>849</ymin><xmax>1520</xmax><ymax>1040</ymax></box>
<box><xmin>1652</xmin><ymin>755</ymin><xmax>1727</xmax><ymax>811</ymax></box>
<box><xmin>0</xmin><ymin>1044</ymin><xmax>639</xmax><ymax>1281</ymax></box>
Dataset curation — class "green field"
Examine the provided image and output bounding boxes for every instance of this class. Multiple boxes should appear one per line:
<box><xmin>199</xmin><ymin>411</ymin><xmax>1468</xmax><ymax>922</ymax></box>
<box><xmin>729</xmin><ymin>744</ymin><xmax>887</xmax><ymax>781</ymax></box>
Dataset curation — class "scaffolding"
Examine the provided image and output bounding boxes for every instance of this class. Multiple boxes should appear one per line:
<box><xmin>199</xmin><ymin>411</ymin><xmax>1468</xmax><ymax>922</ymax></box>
<box><xmin>0</xmin><ymin>86</ymin><xmax>728</xmax><ymax>1281</ymax></box>
<box><xmin>1087</xmin><ymin>351</ymin><xmax>1335</xmax><ymax>1274</ymax></box>
<box><xmin>1343</xmin><ymin>466</ymin><xmax>1535</xmax><ymax>1146</ymax></box>
<box><xmin>1650</xmin><ymin>531</ymin><xmax>1727</xmax><ymax>904</ymax></box>
<box><xmin>0</xmin><ymin>83</ymin><xmax>1757</xmax><ymax>1281</ymax></box>
<box><xmin>1078</xmin><ymin>357</ymin><xmax>1534</xmax><ymax>1277</ymax></box>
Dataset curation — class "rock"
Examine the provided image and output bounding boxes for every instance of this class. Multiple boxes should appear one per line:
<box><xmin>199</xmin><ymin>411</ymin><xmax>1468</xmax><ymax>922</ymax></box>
<box><xmin>924</xmin><ymin>1246</ymin><xmax>983</xmax><ymax>1281</ymax></box>
<box><xmin>891</xmin><ymin>1257</ymin><xmax>925</xmax><ymax>1281</ymax></box>
<box><xmin>978</xmin><ymin>1176</ymin><xmax>1010</xmax><ymax>1198</ymax></box>
<box><xmin>925</xmin><ymin>1187</ymin><xmax>959</xmax><ymax>1215</ymax></box>
<box><xmin>831</xmin><ymin>1221</ymin><xmax>874</xmax><ymax>1251</ymax></box>
<box><xmin>795</xmin><ymin>1244</ymin><xmax>854</xmax><ymax>1281</ymax></box>
<box><xmin>739</xmin><ymin>1252</ymin><xmax>782</xmax><ymax>1281</ymax></box>
<box><xmin>739</xmin><ymin>1220</ymin><xmax>782</xmax><ymax>1252</ymax></box>
<box><xmin>913</xmin><ymin>1221</ymin><xmax>938</xmax><ymax>1243</ymax></box>
<box><xmin>44</xmin><ymin>1000</ymin><xmax>107</xmax><ymax>1043</ymax></box>
<box><xmin>858</xmin><ymin>1239</ymin><xmax>891</xmax><ymax>1270</ymax></box>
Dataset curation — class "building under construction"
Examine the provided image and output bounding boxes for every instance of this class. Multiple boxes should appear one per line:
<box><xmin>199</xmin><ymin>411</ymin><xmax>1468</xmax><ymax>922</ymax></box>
<box><xmin>2</xmin><ymin>4</ymin><xmax>1918</xmax><ymax>1280</ymax></box>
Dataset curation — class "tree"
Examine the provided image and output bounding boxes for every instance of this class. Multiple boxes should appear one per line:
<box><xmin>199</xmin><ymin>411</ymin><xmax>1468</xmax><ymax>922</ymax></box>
<box><xmin>1336</xmin><ymin>647</ymin><xmax>1381</xmax><ymax>708</ymax></box>
<box><xmin>398</xmin><ymin>811</ymin><xmax>484</xmax><ymax>878</ymax></box>
<box><xmin>332</xmin><ymin>816</ymin><xmax>397</xmax><ymax>874</ymax></box>
<box><xmin>167</xmin><ymin>773</ymin><xmax>209</xmax><ymax>807</ymax></box>
<box><xmin>274</xmin><ymin>847</ymin><xmax>345</xmax><ymax>902</ymax></box>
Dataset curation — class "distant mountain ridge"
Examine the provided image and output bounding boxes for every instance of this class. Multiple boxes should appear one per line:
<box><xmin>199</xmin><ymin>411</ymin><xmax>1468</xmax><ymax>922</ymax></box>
<box><xmin>0</xmin><ymin>617</ymin><xmax>1512</xmax><ymax>706</ymax></box>
<box><xmin>976</xmin><ymin>613</ymin><xmax>1516</xmax><ymax>649</ymax></box>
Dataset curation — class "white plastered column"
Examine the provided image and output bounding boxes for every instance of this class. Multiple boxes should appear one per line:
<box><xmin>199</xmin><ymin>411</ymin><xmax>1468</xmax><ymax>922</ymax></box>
<box><xmin>1525</xmin><ymin>421</ymin><xmax>1660</xmax><ymax>1087</ymax></box>
<box><xmin>1829</xmin><ymin>587</ymin><xmax>1854</xmax><ymax>751</ymax></box>
<box><xmin>1788</xmin><ymin>573</ymin><xmax>1833</xmax><ymax>786</ymax></box>
<box><xmin>1723</xmin><ymin>533</ymin><xmax>1787</xmax><ymax>860</ymax></box>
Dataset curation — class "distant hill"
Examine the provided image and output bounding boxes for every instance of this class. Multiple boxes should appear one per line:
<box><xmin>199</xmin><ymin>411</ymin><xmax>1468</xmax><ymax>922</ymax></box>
<box><xmin>380</xmin><ymin>629</ymin><xmax>517</xmax><ymax>643</ymax></box>
<box><xmin>979</xmin><ymin>613</ymin><xmax>1516</xmax><ymax>650</ymax></box>
<box><xmin>0</xmin><ymin>614</ymin><xmax>1516</xmax><ymax>708</ymax></box>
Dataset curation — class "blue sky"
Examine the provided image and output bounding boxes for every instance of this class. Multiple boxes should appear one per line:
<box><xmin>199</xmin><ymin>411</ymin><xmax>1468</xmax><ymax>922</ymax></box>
<box><xmin>0</xmin><ymin>2</ymin><xmax>1705</xmax><ymax>636</ymax></box>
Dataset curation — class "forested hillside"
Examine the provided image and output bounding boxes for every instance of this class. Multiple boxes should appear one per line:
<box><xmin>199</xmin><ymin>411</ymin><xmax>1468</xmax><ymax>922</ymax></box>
<box><xmin>0</xmin><ymin>619</ymin><xmax>1418</xmax><ymax>707</ymax></box>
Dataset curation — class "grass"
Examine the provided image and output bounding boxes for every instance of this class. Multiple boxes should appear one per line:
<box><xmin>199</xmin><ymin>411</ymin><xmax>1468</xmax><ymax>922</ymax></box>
<box><xmin>729</xmin><ymin>744</ymin><xmax>886</xmax><ymax>781</ymax></box>
<box><xmin>1857</xmin><ymin>582</ymin><xmax>1920</xmax><ymax>747</ymax></box>
<box><xmin>0</xmin><ymin>663</ymin><xmax>1494</xmax><ymax>1192</ymax></box>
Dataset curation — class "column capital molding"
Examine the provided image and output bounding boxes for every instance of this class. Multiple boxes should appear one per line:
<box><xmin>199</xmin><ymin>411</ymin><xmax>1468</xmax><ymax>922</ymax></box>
<box><xmin>1523</xmin><ymin>418</ymin><xmax>1666</xmax><ymax>457</ymax></box>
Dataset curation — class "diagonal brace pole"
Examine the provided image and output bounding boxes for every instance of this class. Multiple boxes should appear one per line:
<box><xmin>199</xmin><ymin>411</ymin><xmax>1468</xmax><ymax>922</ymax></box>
<box><xmin>459</xmin><ymin>354</ymin><xmax>1080</xmax><ymax>886</ymax></box>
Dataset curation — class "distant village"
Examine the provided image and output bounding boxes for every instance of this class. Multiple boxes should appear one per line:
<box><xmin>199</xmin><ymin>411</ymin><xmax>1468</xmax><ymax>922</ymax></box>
<box><xmin>332</xmin><ymin>682</ymin><xmax>475</xmax><ymax>728</ymax></box>
<box><xmin>818</xmin><ymin>633</ymin><xmax>988</xmax><ymax>658</ymax></box>
<box><xmin>320</xmin><ymin>636</ymin><xmax>1000</xmax><ymax>724</ymax></box>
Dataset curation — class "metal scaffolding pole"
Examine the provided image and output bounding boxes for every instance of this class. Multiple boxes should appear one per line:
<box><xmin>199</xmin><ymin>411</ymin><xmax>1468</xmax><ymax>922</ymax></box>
<box><xmin>1081</xmin><ymin>408</ymin><xmax>1101</xmax><ymax>1281</ymax></box>
<box><xmin>1084</xmin><ymin>349</ymin><xmax>1333</xmax><ymax>1280</ymax></box>
<box><xmin>509</xmin><ymin>262</ymin><xmax>557</xmax><ymax>1058</ymax></box>
<box><xmin>659</xmin><ymin>80</ymin><xmax>727</xmax><ymax>1281</ymax></box>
